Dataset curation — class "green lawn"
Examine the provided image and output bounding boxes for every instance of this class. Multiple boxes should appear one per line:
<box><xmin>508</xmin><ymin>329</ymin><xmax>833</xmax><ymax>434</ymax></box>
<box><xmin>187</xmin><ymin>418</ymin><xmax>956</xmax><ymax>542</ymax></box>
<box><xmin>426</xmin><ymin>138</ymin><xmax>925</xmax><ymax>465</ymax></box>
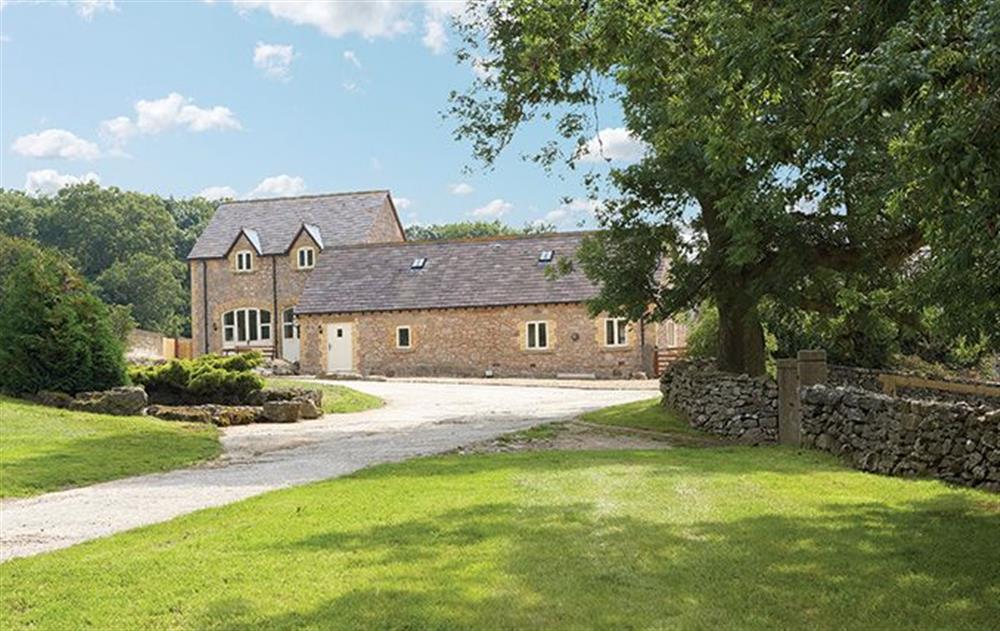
<box><xmin>3</xmin><ymin>447</ymin><xmax>997</xmax><ymax>629</ymax></box>
<box><xmin>581</xmin><ymin>396</ymin><xmax>699</xmax><ymax>434</ymax></box>
<box><xmin>266</xmin><ymin>379</ymin><xmax>383</xmax><ymax>414</ymax></box>
<box><xmin>0</xmin><ymin>396</ymin><xmax>219</xmax><ymax>499</ymax></box>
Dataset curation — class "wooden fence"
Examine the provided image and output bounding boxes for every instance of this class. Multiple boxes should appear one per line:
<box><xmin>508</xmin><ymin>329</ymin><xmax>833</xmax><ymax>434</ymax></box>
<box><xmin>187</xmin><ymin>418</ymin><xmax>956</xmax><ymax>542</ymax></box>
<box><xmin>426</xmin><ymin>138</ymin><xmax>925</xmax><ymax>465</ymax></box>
<box><xmin>877</xmin><ymin>374</ymin><xmax>1000</xmax><ymax>398</ymax></box>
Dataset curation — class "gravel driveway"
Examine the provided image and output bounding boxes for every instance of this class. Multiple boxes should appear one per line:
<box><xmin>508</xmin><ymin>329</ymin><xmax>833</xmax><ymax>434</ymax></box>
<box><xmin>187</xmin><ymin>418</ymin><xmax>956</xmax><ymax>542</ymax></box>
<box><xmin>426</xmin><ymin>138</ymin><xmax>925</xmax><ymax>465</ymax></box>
<box><xmin>1</xmin><ymin>380</ymin><xmax>653</xmax><ymax>562</ymax></box>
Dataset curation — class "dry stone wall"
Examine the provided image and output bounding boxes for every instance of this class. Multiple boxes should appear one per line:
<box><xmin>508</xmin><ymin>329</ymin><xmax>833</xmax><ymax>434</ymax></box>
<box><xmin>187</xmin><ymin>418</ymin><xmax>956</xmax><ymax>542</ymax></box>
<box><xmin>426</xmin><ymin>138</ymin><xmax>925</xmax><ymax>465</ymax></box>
<box><xmin>801</xmin><ymin>384</ymin><xmax>1000</xmax><ymax>491</ymax></box>
<box><xmin>659</xmin><ymin>360</ymin><xmax>778</xmax><ymax>444</ymax></box>
<box><xmin>828</xmin><ymin>365</ymin><xmax>1000</xmax><ymax>409</ymax></box>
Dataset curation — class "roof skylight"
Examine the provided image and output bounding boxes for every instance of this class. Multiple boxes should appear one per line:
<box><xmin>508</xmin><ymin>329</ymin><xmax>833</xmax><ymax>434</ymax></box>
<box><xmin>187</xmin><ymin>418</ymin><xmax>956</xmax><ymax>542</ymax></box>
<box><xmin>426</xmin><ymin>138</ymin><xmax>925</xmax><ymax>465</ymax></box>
<box><xmin>411</xmin><ymin>257</ymin><xmax>427</xmax><ymax>269</ymax></box>
<box><xmin>539</xmin><ymin>250</ymin><xmax>554</xmax><ymax>262</ymax></box>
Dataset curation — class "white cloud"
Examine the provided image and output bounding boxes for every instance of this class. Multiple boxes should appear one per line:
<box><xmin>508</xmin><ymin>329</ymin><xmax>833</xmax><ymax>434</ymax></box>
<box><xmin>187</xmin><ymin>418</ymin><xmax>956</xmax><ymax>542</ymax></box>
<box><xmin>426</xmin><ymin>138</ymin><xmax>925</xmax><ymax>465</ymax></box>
<box><xmin>394</xmin><ymin>197</ymin><xmax>412</xmax><ymax>210</ymax></box>
<box><xmin>198</xmin><ymin>185</ymin><xmax>238</xmax><ymax>201</ymax></box>
<box><xmin>577</xmin><ymin>127</ymin><xmax>648</xmax><ymax>163</ymax></box>
<box><xmin>24</xmin><ymin>169</ymin><xmax>99</xmax><ymax>196</ymax></box>
<box><xmin>99</xmin><ymin>116</ymin><xmax>137</xmax><ymax>146</ymax></box>
<box><xmin>0</xmin><ymin>34</ymin><xmax>11</xmax><ymax>44</ymax></box>
<box><xmin>370</xmin><ymin>157</ymin><xmax>382</xmax><ymax>171</ymax></box>
<box><xmin>248</xmin><ymin>174</ymin><xmax>305</xmax><ymax>198</ymax></box>
<box><xmin>100</xmin><ymin>93</ymin><xmax>241</xmax><ymax>146</ymax></box>
<box><xmin>232</xmin><ymin>1</ymin><xmax>412</xmax><ymax>39</ymax></box>
<box><xmin>343</xmin><ymin>50</ymin><xmax>361</xmax><ymax>68</ymax></box>
<box><xmin>254</xmin><ymin>42</ymin><xmax>295</xmax><ymax>80</ymax></box>
<box><xmin>471</xmin><ymin>198</ymin><xmax>512</xmax><ymax>218</ymax></box>
<box><xmin>421</xmin><ymin>16</ymin><xmax>447</xmax><ymax>54</ymax></box>
<box><xmin>421</xmin><ymin>1</ymin><xmax>465</xmax><ymax>54</ymax></box>
<box><xmin>75</xmin><ymin>0</ymin><xmax>117</xmax><ymax>20</ymax></box>
<box><xmin>12</xmin><ymin>129</ymin><xmax>101</xmax><ymax>160</ymax></box>
<box><xmin>448</xmin><ymin>182</ymin><xmax>474</xmax><ymax>195</ymax></box>
<box><xmin>544</xmin><ymin>197</ymin><xmax>601</xmax><ymax>226</ymax></box>
<box><xmin>342</xmin><ymin>81</ymin><xmax>360</xmax><ymax>93</ymax></box>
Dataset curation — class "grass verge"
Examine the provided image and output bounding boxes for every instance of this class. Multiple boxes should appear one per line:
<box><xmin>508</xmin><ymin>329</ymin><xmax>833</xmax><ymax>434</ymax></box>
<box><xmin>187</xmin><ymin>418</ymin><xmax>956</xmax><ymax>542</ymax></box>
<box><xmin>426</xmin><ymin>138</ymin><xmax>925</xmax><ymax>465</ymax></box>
<box><xmin>265</xmin><ymin>379</ymin><xmax>383</xmax><ymax>414</ymax></box>
<box><xmin>580</xmin><ymin>396</ymin><xmax>698</xmax><ymax>434</ymax></box>
<box><xmin>0</xmin><ymin>396</ymin><xmax>219</xmax><ymax>499</ymax></box>
<box><xmin>2</xmin><ymin>447</ymin><xmax>997</xmax><ymax>629</ymax></box>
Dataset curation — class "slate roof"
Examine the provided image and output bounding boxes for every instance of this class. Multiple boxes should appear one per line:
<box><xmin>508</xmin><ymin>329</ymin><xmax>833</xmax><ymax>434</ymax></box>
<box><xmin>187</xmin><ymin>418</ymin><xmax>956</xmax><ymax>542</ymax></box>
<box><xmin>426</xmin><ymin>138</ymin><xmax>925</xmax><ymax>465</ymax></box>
<box><xmin>296</xmin><ymin>232</ymin><xmax>599</xmax><ymax>314</ymax></box>
<box><xmin>187</xmin><ymin>190</ymin><xmax>397</xmax><ymax>259</ymax></box>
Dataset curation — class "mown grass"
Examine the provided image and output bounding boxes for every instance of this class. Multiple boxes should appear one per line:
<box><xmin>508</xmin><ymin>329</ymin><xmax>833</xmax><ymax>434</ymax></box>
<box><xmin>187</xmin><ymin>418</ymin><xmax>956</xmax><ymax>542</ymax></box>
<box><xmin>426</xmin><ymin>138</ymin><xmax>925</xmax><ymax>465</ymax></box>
<box><xmin>0</xmin><ymin>396</ymin><xmax>219</xmax><ymax>499</ymax></box>
<box><xmin>3</xmin><ymin>446</ymin><xmax>997</xmax><ymax>630</ymax></box>
<box><xmin>580</xmin><ymin>396</ymin><xmax>698</xmax><ymax>434</ymax></box>
<box><xmin>265</xmin><ymin>379</ymin><xmax>383</xmax><ymax>414</ymax></box>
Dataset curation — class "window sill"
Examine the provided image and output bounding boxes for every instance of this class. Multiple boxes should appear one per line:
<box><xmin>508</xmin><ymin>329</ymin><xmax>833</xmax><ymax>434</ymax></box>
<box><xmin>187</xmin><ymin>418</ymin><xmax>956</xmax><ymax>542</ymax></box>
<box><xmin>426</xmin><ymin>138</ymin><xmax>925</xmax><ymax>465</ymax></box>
<box><xmin>394</xmin><ymin>347</ymin><xmax>415</xmax><ymax>352</ymax></box>
<box><xmin>524</xmin><ymin>347</ymin><xmax>555</xmax><ymax>353</ymax></box>
<box><xmin>233</xmin><ymin>269</ymin><xmax>256</xmax><ymax>274</ymax></box>
<box><xmin>602</xmin><ymin>345</ymin><xmax>633</xmax><ymax>352</ymax></box>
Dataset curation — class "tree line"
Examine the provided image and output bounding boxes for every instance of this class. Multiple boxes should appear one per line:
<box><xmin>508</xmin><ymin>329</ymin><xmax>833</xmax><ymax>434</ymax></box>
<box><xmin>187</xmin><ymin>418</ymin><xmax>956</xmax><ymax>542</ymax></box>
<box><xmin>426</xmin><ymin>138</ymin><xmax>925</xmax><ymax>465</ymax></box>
<box><xmin>0</xmin><ymin>184</ymin><xmax>215</xmax><ymax>337</ymax></box>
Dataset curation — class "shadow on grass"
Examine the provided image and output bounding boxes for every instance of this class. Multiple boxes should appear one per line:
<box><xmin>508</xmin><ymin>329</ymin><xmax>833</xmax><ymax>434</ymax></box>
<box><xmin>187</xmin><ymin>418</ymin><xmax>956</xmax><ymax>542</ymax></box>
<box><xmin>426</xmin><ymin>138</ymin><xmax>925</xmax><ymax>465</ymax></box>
<box><xmin>200</xmin><ymin>453</ymin><xmax>999</xmax><ymax>630</ymax></box>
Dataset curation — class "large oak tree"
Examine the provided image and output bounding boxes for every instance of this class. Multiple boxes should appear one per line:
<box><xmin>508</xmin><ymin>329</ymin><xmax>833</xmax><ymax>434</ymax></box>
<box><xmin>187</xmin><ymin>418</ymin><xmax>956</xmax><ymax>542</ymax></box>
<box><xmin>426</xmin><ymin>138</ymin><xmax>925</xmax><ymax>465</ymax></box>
<box><xmin>450</xmin><ymin>0</ymin><xmax>995</xmax><ymax>375</ymax></box>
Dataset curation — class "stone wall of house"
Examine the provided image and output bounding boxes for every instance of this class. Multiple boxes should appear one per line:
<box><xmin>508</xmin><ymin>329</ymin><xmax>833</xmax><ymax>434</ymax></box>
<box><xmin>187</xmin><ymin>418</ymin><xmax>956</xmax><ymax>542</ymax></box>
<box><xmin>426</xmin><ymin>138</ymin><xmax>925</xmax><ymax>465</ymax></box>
<box><xmin>298</xmin><ymin>304</ymin><xmax>664</xmax><ymax>378</ymax></box>
<box><xmin>190</xmin><ymin>209</ymin><xmax>405</xmax><ymax>358</ymax></box>
<box><xmin>828</xmin><ymin>365</ymin><xmax>1000</xmax><ymax>409</ymax></box>
<box><xmin>659</xmin><ymin>360</ymin><xmax>778</xmax><ymax>443</ymax></box>
<box><xmin>801</xmin><ymin>384</ymin><xmax>1000</xmax><ymax>491</ymax></box>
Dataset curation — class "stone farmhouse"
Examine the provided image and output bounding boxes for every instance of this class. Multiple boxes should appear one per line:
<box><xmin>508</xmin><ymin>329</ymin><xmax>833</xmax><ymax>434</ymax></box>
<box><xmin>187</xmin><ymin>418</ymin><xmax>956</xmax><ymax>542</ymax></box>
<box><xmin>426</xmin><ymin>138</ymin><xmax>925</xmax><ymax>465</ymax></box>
<box><xmin>187</xmin><ymin>190</ymin><xmax>687</xmax><ymax>378</ymax></box>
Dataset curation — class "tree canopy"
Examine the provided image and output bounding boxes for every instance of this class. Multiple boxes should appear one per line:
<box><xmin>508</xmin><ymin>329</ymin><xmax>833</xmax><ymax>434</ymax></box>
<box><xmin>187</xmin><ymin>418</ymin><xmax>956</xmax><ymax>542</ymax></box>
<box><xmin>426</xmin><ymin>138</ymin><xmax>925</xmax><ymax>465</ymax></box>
<box><xmin>0</xmin><ymin>236</ymin><xmax>127</xmax><ymax>394</ymax></box>
<box><xmin>0</xmin><ymin>184</ymin><xmax>218</xmax><ymax>337</ymax></box>
<box><xmin>406</xmin><ymin>219</ymin><xmax>553</xmax><ymax>241</ymax></box>
<box><xmin>450</xmin><ymin>0</ymin><xmax>998</xmax><ymax>374</ymax></box>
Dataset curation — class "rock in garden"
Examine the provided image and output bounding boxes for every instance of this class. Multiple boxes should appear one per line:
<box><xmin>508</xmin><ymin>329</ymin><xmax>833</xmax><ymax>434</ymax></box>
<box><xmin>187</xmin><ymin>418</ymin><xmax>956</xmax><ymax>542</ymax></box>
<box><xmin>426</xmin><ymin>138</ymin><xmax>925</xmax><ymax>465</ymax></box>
<box><xmin>297</xmin><ymin>398</ymin><xmax>322</xmax><ymax>419</ymax></box>
<box><xmin>70</xmin><ymin>386</ymin><xmax>148</xmax><ymax>416</ymax></box>
<box><xmin>32</xmin><ymin>390</ymin><xmax>74</xmax><ymax>409</ymax></box>
<box><xmin>146</xmin><ymin>405</ymin><xmax>213</xmax><ymax>424</ymax></box>
<box><xmin>262</xmin><ymin>400</ymin><xmax>301</xmax><ymax>423</ymax></box>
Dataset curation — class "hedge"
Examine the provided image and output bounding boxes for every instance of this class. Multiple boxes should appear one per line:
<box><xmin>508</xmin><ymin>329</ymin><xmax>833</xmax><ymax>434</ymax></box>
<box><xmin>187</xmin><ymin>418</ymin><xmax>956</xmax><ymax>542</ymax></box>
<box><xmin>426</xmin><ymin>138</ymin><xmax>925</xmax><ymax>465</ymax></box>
<box><xmin>129</xmin><ymin>352</ymin><xmax>264</xmax><ymax>404</ymax></box>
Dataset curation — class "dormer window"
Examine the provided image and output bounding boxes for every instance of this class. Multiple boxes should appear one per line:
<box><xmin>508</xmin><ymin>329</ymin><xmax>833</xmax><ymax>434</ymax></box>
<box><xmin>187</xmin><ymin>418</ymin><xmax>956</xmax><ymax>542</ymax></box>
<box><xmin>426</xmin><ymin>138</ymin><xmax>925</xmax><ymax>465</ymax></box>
<box><xmin>411</xmin><ymin>257</ymin><xmax>426</xmax><ymax>270</ymax></box>
<box><xmin>235</xmin><ymin>250</ymin><xmax>253</xmax><ymax>272</ymax></box>
<box><xmin>539</xmin><ymin>250</ymin><xmax>554</xmax><ymax>263</ymax></box>
<box><xmin>297</xmin><ymin>246</ymin><xmax>315</xmax><ymax>269</ymax></box>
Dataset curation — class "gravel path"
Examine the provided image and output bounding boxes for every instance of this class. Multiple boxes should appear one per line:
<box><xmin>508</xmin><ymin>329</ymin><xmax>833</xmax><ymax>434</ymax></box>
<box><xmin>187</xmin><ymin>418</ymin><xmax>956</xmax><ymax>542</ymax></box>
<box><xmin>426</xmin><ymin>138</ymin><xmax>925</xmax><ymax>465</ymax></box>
<box><xmin>0</xmin><ymin>381</ymin><xmax>653</xmax><ymax>562</ymax></box>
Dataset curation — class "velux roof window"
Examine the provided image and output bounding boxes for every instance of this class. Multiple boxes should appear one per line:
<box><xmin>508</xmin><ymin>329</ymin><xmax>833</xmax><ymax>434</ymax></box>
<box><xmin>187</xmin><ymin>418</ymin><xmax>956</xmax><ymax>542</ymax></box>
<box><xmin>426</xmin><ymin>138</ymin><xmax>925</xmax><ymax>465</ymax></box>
<box><xmin>539</xmin><ymin>250</ymin><xmax>554</xmax><ymax>263</ymax></box>
<box><xmin>411</xmin><ymin>257</ymin><xmax>427</xmax><ymax>270</ymax></box>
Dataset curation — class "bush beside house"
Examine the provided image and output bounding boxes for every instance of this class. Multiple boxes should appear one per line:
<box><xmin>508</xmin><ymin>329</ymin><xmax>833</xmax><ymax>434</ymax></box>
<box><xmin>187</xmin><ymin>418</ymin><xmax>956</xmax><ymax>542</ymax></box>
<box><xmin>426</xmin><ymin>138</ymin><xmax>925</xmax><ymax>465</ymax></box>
<box><xmin>0</xmin><ymin>236</ymin><xmax>126</xmax><ymax>395</ymax></box>
<box><xmin>129</xmin><ymin>352</ymin><xmax>265</xmax><ymax>405</ymax></box>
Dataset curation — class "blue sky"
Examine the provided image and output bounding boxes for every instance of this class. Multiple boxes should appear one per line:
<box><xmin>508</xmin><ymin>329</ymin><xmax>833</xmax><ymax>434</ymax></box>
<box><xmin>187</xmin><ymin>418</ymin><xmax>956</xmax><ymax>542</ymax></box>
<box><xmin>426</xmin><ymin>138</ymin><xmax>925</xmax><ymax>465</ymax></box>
<box><xmin>1</xmin><ymin>1</ymin><xmax>644</xmax><ymax>229</ymax></box>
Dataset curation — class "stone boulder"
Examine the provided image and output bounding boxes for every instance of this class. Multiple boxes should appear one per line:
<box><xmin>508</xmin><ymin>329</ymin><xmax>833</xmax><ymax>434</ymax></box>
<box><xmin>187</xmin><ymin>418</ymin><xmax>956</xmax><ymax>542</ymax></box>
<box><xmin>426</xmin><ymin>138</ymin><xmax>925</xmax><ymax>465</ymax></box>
<box><xmin>297</xmin><ymin>398</ymin><xmax>322</xmax><ymax>419</ymax></box>
<box><xmin>146</xmin><ymin>405</ymin><xmax>213</xmax><ymax>424</ymax></box>
<box><xmin>70</xmin><ymin>386</ymin><xmax>148</xmax><ymax>416</ymax></box>
<box><xmin>254</xmin><ymin>358</ymin><xmax>298</xmax><ymax>377</ymax></box>
<box><xmin>251</xmin><ymin>386</ymin><xmax>323</xmax><ymax>408</ymax></box>
<box><xmin>32</xmin><ymin>390</ymin><xmax>74</xmax><ymax>409</ymax></box>
<box><xmin>262</xmin><ymin>400</ymin><xmax>301</xmax><ymax>423</ymax></box>
<box><xmin>214</xmin><ymin>405</ymin><xmax>262</xmax><ymax>426</ymax></box>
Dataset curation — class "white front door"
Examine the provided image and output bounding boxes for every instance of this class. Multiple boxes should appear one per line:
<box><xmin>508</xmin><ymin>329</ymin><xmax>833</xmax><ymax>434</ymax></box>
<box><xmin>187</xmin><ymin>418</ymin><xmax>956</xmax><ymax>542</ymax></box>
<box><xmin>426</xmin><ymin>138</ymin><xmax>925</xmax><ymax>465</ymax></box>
<box><xmin>282</xmin><ymin>308</ymin><xmax>300</xmax><ymax>362</ymax></box>
<box><xmin>326</xmin><ymin>323</ymin><xmax>353</xmax><ymax>372</ymax></box>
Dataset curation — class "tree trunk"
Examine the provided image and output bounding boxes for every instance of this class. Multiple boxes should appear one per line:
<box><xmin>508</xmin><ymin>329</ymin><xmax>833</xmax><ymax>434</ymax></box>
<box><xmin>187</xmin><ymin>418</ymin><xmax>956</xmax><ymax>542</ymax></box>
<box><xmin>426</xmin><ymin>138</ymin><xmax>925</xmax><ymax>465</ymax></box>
<box><xmin>715</xmin><ymin>288</ymin><xmax>766</xmax><ymax>376</ymax></box>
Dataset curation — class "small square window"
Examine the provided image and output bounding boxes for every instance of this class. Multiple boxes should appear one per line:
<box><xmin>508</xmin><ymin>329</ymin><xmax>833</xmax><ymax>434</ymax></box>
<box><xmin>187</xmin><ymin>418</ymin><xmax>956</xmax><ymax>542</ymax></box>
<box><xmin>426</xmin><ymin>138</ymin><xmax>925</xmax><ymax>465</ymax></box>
<box><xmin>411</xmin><ymin>257</ymin><xmax>426</xmax><ymax>270</ymax></box>
<box><xmin>604</xmin><ymin>318</ymin><xmax>628</xmax><ymax>346</ymax></box>
<box><xmin>396</xmin><ymin>326</ymin><xmax>412</xmax><ymax>349</ymax></box>
<box><xmin>526</xmin><ymin>321</ymin><xmax>549</xmax><ymax>350</ymax></box>
<box><xmin>297</xmin><ymin>247</ymin><xmax>315</xmax><ymax>269</ymax></box>
<box><xmin>236</xmin><ymin>250</ymin><xmax>253</xmax><ymax>272</ymax></box>
<box><xmin>539</xmin><ymin>250</ymin><xmax>554</xmax><ymax>262</ymax></box>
